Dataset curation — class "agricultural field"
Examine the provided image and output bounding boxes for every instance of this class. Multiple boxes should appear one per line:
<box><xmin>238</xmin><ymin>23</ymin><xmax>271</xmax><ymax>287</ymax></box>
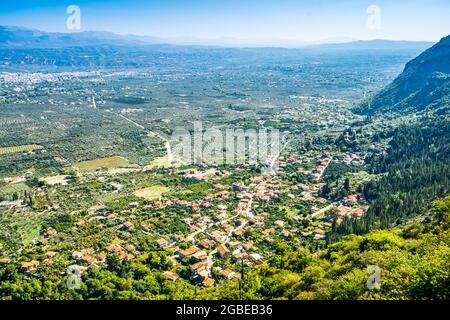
<box><xmin>144</xmin><ymin>156</ymin><xmax>169</xmax><ymax>170</ymax></box>
<box><xmin>74</xmin><ymin>156</ymin><xmax>130</xmax><ymax>172</ymax></box>
<box><xmin>0</xmin><ymin>144</ymin><xmax>43</xmax><ymax>155</ymax></box>
<box><xmin>39</xmin><ymin>175</ymin><xmax>70</xmax><ymax>186</ymax></box>
<box><xmin>134</xmin><ymin>185</ymin><xmax>170</xmax><ymax>200</ymax></box>
<box><xmin>0</xmin><ymin>182</ymin><xmax>30</xmax><ymax>195</ymax></box>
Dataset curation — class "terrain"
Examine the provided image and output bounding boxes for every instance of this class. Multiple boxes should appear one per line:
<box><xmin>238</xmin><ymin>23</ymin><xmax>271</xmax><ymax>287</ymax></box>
<box><xmin>0</xmin><ymin>26</ymin><xmax>448</xmax><ymax>300</ymax></box>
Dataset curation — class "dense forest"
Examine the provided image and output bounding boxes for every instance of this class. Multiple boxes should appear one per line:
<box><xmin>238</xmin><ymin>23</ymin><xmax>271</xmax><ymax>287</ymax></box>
<box><xmin>334</xmin><ymin>118</ymin><xmax>450</xmax><ymax>236</ymax></box>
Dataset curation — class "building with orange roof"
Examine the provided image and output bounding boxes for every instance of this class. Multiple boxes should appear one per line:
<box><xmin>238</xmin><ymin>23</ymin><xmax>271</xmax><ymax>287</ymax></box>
<box><xmin>163</xmin><ymin>271</ymin><xmax>179</xmax><ymax>282</ymax></box>
<box><xmin>179</xmin><ymin>246</ymin><xmax>200</xmax><ymax>259</ymax></box>
<box><xmin>190</xmin><ymin>261</ymin><xmax>206</xmax><ymax>272</ymax></box>
<box><xmin>216</xmin><ymin>244</ymin><xmax>230</xmax><ymax>258</ymax></box>
<box><xmin>202</xmin><ymin>277</ymin><xmax>215</xmax><ymax>287</ymax></box>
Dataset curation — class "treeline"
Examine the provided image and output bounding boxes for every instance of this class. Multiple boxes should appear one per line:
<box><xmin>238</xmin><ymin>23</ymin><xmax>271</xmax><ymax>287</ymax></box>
<box><xmin>335</xmin><ymin>118</ymin><xmax>450</xmax><ymax>236</ymax></box>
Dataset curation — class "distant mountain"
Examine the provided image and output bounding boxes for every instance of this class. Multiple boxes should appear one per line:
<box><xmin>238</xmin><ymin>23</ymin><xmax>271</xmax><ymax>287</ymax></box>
<box><xmin>356</xmin><ymin>35</ymin><xmax>450</xmax><ymax>115</ymax></box>
<box><xmin>0</xmin><ymin>25</ymin><xmax>435</xmax><ymax>50</ymax></box>
<box><xmin>0</xmin><ymin>25</ymin><xmax>157</xmax><ymax>48</ymax></box>
<box><xmin>313</xmin><ymin>39</ymin><xmax>434</xmax><ymax>51</ymax></box>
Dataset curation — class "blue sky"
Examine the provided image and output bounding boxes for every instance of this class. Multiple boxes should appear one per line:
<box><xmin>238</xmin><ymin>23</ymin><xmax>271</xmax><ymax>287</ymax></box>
<box><xmin>1</xmin><ymin>0</ymin><xmax>449</xmax><ymax>43</ymax></box>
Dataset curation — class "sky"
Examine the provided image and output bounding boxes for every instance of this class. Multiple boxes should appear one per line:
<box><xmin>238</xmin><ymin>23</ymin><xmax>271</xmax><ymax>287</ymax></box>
<box><xmin>0</xmin><ymin>0</ymin><xmax>449</xmax><ymax>45</ymax></box>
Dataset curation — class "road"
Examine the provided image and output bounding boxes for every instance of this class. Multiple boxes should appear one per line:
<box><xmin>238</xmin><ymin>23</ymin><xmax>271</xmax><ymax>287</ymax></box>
<box><xmin>316</xmin><ymin>158</ymin><xmax>332</xmax><ymax>180</ymax></box>
<box><xmin>112</xmin><ymin>112</ymin><xmax>173</xmax><ymax>166</ymax></box>
<box><xmin>311</xmin><ymin>204</ymin><xmax>335</xmax><ymax>218</ymax></box>
<box><xmin>116</xmin><ymin>113</ymin><xmax>145</xmax><ymax>130</ymax></box>
<box><xmin>266</xmin><ymin>134</ymin><xmax>290</xmax><ymax>175</ymax></box>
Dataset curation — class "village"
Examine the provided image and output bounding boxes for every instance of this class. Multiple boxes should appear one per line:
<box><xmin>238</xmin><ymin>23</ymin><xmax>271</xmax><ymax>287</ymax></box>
<box><xmin>0</xmin><ymin>66</ymin><xmax>382</xmax><ymax>288</ymax></box>
<box><xmin>0</xmin><ymin>143</ymin><xmax>373</xmax><ymax>288</ymax></box>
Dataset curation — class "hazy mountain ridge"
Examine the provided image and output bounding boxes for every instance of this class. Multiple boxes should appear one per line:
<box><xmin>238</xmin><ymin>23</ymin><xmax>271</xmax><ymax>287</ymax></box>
<box><xmin>0</xmin><ymin>25</ymin><xmax>154</xmax><ymax>48</ymax></box>
<box><xmin>356</xmin><ymin>35</ymin><xmax>450</xmax><ymax>115</ymax></box>
<box><xmin>0</xmin><ymin>25</ymin><xmax>434</xmax><ymax>50</ymax></box>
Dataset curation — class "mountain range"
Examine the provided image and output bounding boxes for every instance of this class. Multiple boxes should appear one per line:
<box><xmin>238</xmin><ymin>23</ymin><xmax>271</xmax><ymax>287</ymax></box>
<box><xmin>357</xmin><ymin>35</ymin><xmax>450</xmax><ymax>115</ymax></box>
<box><xmin>0</xmin><ymin>25</ymin><xmax>434</xmax><ymax>50</ymax></box>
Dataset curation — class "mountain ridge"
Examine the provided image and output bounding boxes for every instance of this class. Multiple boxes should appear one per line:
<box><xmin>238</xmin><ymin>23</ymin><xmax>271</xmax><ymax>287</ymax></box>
<box><xmin>356</xmin><ymin>35</ymin><xmax>450</xmax><ymax>115</ymax></box>
<box><xmin>0</xmin><ymin>25</ymin><xmax>435</xmax><ymax>50</ymax></box>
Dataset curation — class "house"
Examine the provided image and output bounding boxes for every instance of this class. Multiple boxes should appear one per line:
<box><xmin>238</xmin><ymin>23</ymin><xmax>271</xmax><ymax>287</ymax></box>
<box><xmin>197</xmin><ymin>269</ymin><xmax>209</xmax><ymax>280</ymax></box>
<box><xmin>337</xmin><ymin>205</ymin><xmax>352</xmax><ymax>216</ymax></box>
<box><xmin>344</xmin><ymin>195</ymin><xmax>358</xmax><ymax>205</ymax></box>
<box><xmin>190</xmin><ymin>261</ymin><xmax>206</xmax><ymax>273</ymax></box>
<box><xmin>217</xmin><ymin>204</ymin><xmax>227</xmax><ymax>210</ymax></box>
<box><xmin>233</xmin><ymin>227</ymin><xmax>245</xmax><ymax>237</ymax></box>
<box><xmin>192</xmin><ymin>250</ymin><xmax>208</xmax><ymax>261</ymax></box>
<box><xmin>105</xmin><ymin>244</ymin><xmax>124</xmax><ymax>253</ymax></box>
<box><xmin>179</xmin><ymin>246</ymin><xmax>200</xmax><ymax>259</ymax></box>
<box><xmin>220</xmin><ymin>268</ymin><xmax>237</xmax><ymax>280</ymax></box>
<box><xmin>126</xmin><ymin>244</ymin><xmax>137</xmax><ymax>252</ymax></box>
<box><xmin>156</xmin><ymin>238</ymin><xmax>169</xmax><ymax>247</ymax></box>
<box><xmin>71</xmin><ymin>251</ymin><xmax>84</xmax><ymax>260</ymax></box>
<box><xmin>108</xmin><ymin>182</ymin><xmax>123</xmax><ymax>191</ymax></box>
<box><xmin>249</xmin><ymin>253</ymin><xmax>262</xmax><ymax>261</ymax></box>
<box><xmin>163</xmin><ymin>271</ymin><xmax>179</xmax><ymax>282</ymax></box>
<box><xmin>21</xmin><ymin>260</ymin><xmax>40</xmax><ymax>272</ymax></box>
<box><xmin>202</xmin><ymin>277</ymin><xmax>215</xmax><ymax>287</ymax></box>
<box><xmin>200</xmin><ymin>239</ymin><xmax>215</xmax><ymax>249</ymax></box>
<box><xmin>314</xmin><ymin>233</ymin><xmax>326</xmax><ymax>240</ymax></box>
<box><xmin>129</xmin><ymin>202</ymin><xmax>139</xmax><ymax>208</ymax></box>
<box><xmin>274</xmin><ymin>220</ymin><xmax>285</xmax><ymax>227</ymax></box>
<box><xmin>228</xmin><ymin>241</ymin><xmax>241</xmax><ymax>251</ymax></box>
<box><xmin>118</xmin><ymin>253</ymin><xmax>135</xmax><ymax>261</ymax></box>
<box><xmin>317</xmin><ymin>197</ymin><xmax>327</xmax><ymax>204</ymax></box>
<box><xmin>97</xmin><ymin>252</ymin><xmax>107</xmax><ymax>262</ymax></box>
<box><xmin>173</xmin><ymin>234</ymin><xmax>185</xmax><ymax>241</ymax></box>
<box><xmin>44</xmin><ymin>227</ymin><xmax>58</xmax><ymax>237</ymax></box>
<box><xmin>217</xmin><ymin>212</ymin><xmax>228</xmax><ymax>220</ymax></box>
<box><xmin>81</xmin><ymin>255</ymin><xmax>97</xmax><ymax>265</ymax></box>
<box><xmin>261</xmin><ymin>228</ymin><xmax>275</xmax><ymax>235</ymax></box>
<box><xmin>243</xmin><ymin>241</ymin><xmax>254</xmax><ymax>251</ymax></box>
<box><xmin>0</xmin><ymin>258</ymin><xmax>11</xmax><ymax>265</ymax></box>
<box><xmin>216</xmin><ymin>244</ymin><xmax>230</xmax><ymax>258</ymax></box>
<box><xmin>232</xmin><ymin>252</ymin><xmax>248</xmax><ymax>261</ymax></box>
<box><xmin>314</xmin><ymin>228</ymin><xmax>326</xmax><ymax>235</ymax></box>
<box><xmin>74</xmin><ymin>219</ymin><xmax>85</xmax><ymax>226</ymax></box>
<box><xmin>122</xmin><ymin>221</ymin><xmax>134</xmax><ymax>230</ymax></box>
<box><xmin>352</xmin><ymin>208</ymin><xmax>365</xmax><ymax>218</ymax></box>
<box><xmin>281</xmin><ymin>230</ymin><xmax>291</xmax><ymax>238</ymax></box>
<box><xmin>211</xmin><ymin>231</ymin><xmax>227</xmax><ymax>243</ymax></box>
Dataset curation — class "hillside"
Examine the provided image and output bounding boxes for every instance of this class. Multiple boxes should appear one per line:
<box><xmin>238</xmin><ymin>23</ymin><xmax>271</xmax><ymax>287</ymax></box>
<box><xmin>1</xmin><ymin>196</ymin><xmax>448</xmax><ymax>300</ymax></box>
<box><xmin>356</xmin><ymin>35</ymin><xmax>450</xmax><ymax>115</ymax></box>
<box><xmin>204</xmin><ymin>196</ymin><xmax>450</xmax><ymax>300</ymax></box>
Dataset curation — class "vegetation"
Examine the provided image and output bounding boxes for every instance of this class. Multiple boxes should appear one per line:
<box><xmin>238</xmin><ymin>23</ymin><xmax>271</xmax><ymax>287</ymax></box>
<box><xmin>0</xmin><ymin>28</ymin><xmax>448</xmax><ymax>301</ymax></box>
<box><xmin>0</xmin><ymin>196</ymin><xmax>448</xmax><ymax>300</ymax></box>
<box><xmin>74</xmin><ymin>156</ymin><xmax>130</xmax><ymax>172</ymax></box>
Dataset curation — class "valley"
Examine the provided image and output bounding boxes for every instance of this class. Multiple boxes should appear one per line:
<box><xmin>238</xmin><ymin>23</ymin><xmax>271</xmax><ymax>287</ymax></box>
<box><xmin>0</xmin><ymin>27</ymin><xmax>449</xmax><ymax>300</ymax></box>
